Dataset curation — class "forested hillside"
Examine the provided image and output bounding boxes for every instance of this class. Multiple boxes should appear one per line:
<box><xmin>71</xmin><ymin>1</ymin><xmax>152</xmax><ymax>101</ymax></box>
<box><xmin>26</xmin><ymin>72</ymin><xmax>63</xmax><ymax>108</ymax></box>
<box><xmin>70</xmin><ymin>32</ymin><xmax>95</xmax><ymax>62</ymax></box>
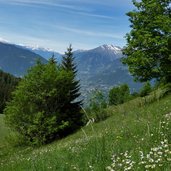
<box><xmin>0</xmin><ymin>70</ymin><xmax>20</xmax><ymax>113</ymax></box>
<box><xmin>0</xmin><ymin>42</ymin><xmax>47</xmax><ymax>76</ymax></box>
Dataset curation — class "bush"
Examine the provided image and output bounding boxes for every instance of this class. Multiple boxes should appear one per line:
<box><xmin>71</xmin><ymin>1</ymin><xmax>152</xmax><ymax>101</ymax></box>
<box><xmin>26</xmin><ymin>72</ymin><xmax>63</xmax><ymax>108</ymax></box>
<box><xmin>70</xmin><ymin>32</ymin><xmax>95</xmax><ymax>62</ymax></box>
<box><xmin>0</xmin><ymin>70</ymin><xmax>20</xmax><ymax>113</ymax></box>
<box><xmin>4</xmin><ymin>59</ymin><xmax>83</xmax><ymax>145</ymax></box>
<box><xmin>86</xmin><ymin>89</ymin><xmax>109</xmax><ymax>122</ymax></box>
<box><xmin>139</xmin><ymin>81</ymin><xmax>152</xmax><ymax>97</ymax></box>
<box><xmin>109</xmin><ymin>84</ymin><xmax>130</xmax><ymax>106</ymax></box>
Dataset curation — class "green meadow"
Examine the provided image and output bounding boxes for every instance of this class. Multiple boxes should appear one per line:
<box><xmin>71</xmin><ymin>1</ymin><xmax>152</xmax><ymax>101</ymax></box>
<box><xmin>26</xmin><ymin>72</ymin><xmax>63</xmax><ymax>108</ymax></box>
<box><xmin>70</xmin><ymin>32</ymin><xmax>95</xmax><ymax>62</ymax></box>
<box><xmin>0</xmin><ymin>91</ymin><xmax>171</xmax><ymax>171</ymax></box>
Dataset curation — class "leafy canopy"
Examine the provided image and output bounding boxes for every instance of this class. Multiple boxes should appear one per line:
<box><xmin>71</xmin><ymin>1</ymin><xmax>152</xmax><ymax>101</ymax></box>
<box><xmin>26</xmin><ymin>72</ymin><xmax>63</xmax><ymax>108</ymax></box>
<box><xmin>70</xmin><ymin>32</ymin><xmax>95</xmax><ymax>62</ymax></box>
<box><xmin>109</xmin><ymin>84</ymin><xmax>130</xmax><ymax>105</ymax></box>
<box><xmin>5</xmin><ymin>52</ymin><xmax>83</xmax><ymax>145</ymax></box>
<box><xmin>122</xmin><ymin>0</ymin><xmax>171</xmax><ymax>83</ymax></box>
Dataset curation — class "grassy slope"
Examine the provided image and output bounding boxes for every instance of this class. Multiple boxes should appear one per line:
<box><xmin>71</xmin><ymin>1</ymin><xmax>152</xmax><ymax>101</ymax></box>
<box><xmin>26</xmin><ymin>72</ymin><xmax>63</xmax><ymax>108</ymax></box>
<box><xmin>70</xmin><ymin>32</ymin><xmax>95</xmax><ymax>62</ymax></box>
<box><xmin>0</xmin><ymin>114</ymin><xmax>11</xmax><ymax>150</ymax></box>
<box><xmin>0</xmin><ymin>95</ymin><xmax>171</xmax><ymax>171</ymax></box>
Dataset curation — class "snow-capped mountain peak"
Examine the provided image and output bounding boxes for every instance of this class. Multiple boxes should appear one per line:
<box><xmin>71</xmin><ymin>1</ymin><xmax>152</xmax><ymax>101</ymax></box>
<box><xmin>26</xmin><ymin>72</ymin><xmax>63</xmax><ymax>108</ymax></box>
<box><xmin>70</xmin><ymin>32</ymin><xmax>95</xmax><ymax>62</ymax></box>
<box><xmin>0</xmin><ymin>38</ymin><xmax>11</xmax><ymax>44</ymax></box>
<box><xmin>18</xmin><ymin>44</ymin><xmax>55</xmax><ymax>52</ymax></box>
<box><xmin>99</xmin><ymin>44</ymin><xmax>122</xmax><ymax>53</ymax></box>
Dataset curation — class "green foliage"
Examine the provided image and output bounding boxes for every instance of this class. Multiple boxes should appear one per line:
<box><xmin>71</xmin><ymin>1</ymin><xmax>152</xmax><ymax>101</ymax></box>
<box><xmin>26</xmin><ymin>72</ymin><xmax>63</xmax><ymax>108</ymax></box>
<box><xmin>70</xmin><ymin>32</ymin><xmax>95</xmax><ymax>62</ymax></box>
<box><xmin>130</xmin><ymin>91</ymin><xmax>139</xmax><ymax>99</ymax></box>
<box><xmin>86</xmin><ymin>89</ymin><xmax>109</xmax><ymax>122</ymax></box>
<box><xmin>61</xmin><ymin>44</ymin><xmax>84</xmax><ymax>133</ymax></box>
<box><xmin>62</xmin><ymin>44</ymin><xmax>77</xmax><ymax>75</ymax></box>
<box><xmin>89</xmin><ymin>89</ymin><xmax>107</xmax><ymax>110</ymax></box>
<box><xmin>109</xmin><ymin>84</ymin><xmax>130</xmax><ymax>105</ymax></box>
<box><xmin>4</xmin><ymin>56</ymin><xmax>83</xmax><ymax>145</ymax></box>
<box><xmin>0</xmin><ymin>70</ymin><xmax>20</xmax><ymax>113</ymax></box>
<box><xmin>139</xmin><ymin>81</ymin><xmax>152</xmax><ymax>97</ymax></box>
<box><xmin>62</xmin><ymin>45</ymin><xmax>81</xmax><ymax>104</ymax></box>
<box><xmin>122</xmin><ymin>0</ymin><xmax>171</xmax><ymax>83</ymax></box>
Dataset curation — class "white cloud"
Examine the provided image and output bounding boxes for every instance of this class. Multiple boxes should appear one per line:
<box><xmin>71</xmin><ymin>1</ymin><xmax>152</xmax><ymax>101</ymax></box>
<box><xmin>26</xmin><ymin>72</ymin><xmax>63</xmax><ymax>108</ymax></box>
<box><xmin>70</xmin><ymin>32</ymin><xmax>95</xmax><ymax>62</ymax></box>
<box><xmin>54</xmin><ymin>25</ymin><xmax>123</xmax><ymax>39</ymax></box>
<box><xmin>70</xmin><ymin>11</ymin><xmax>115</xmax><ymax>20</ymax></box>
<box><xmin>0</xmin><ymin>0</ymin><xmax>129</xmax><ymax>52</ymax></box>
<box><xmin>0</xmin><ymin>0</ymin><xmax>91</xmax><ymax>12</ymax></box>
<box><xmin>0</xmin><ymin>0</ymin><xmax>119</xmax><ymax>20</ymax></box>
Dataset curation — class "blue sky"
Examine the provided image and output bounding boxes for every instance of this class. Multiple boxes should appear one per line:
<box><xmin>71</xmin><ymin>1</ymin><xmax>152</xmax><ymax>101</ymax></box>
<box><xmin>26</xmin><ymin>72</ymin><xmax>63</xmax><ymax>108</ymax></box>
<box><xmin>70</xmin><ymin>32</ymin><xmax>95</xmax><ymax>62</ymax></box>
<box><xmin>0</xmin><ymin>0</ymin><xmax>134</xmax><ymax>53</ymax></box>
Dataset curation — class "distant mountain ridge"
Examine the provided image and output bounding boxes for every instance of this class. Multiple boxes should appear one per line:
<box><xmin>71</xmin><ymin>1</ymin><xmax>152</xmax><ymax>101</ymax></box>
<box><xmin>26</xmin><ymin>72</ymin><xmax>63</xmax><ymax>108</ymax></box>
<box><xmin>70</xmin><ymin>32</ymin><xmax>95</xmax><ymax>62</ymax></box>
<box><xmin>0</xmin><ymin>42</ymin><xmax>47</xmax><ymax>76</ymax></box>
<box><xmin>0</xmin><ymin>42</ymin><xmax>142</xmax><ymax>101</ymax></box>
<box><xmin>16</xmin><ymin>44</ymin><xmax>62</xmax><ymax>61</ymax></box>
<box><xmin>73</xmin><ymin>44</ymin><xmax>141</xmax><ymax>98</ymax></box>
<box><xmin>75</xmin><ymin>44</ymin><xmax>123</xmax><ymax>74</ymax></box>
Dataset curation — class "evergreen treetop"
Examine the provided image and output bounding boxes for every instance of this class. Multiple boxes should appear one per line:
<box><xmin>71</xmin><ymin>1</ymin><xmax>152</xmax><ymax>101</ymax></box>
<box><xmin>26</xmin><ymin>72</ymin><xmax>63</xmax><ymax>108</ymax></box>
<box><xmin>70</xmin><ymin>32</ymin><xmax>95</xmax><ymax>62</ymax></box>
<box><xmin>61</xmin><ymin>44</ymin><xmax>82</xmax><ymax>104</ymax></box>
<box><xmin>62</xmin><ymin>44</ymin><xmax>77</xmax><ymax>75</ymax></box>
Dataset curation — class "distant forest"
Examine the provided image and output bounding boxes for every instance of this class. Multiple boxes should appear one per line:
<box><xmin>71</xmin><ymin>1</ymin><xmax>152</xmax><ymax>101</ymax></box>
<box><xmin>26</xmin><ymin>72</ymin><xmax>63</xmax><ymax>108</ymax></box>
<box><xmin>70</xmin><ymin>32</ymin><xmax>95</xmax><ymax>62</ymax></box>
<box><xmin>0</xmin><ymin>70</ymin><xmax>20</xmax><ymax>113</ymax></box>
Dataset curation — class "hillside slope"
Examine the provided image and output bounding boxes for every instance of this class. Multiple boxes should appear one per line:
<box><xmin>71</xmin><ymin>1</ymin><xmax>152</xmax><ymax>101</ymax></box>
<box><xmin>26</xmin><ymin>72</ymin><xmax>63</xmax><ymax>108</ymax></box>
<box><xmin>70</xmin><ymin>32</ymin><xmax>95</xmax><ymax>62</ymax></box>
<box><xmin>0</xmin><ymin>93</ymin><xmax>171</xmax><ymax>170</ymax></box>
<box><xmin>0</xmin><ymin>42</ymin><xmax>142</xmax><ymax>104</ymax></box>
<box><xmin>76</xmin><ymin>45</ymin><xmax>142</xmax><ymax>92</ymax></box>
<box><xmin>0</xmin><ymin>42</ymin><xmax>47</xmax><ymax>76</ymax></box>
<box><xmin>0</xmin><ymin>70</ymin><xmax>20</xmax><ymax>113</ymax></box>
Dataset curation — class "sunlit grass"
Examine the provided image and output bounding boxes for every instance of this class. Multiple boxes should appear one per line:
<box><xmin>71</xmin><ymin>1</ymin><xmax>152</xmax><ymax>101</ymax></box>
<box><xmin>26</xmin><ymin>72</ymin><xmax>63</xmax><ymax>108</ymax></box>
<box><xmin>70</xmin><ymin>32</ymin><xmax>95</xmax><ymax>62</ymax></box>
<box><xmin>0</xmin><ymin>114</ymin><xmax>11</xmax><ymax>156</ymax></box>
<box><xmin>0</xmin><ymin>94</ymin><xmax>171</xmax><ymax>170</ymax></box>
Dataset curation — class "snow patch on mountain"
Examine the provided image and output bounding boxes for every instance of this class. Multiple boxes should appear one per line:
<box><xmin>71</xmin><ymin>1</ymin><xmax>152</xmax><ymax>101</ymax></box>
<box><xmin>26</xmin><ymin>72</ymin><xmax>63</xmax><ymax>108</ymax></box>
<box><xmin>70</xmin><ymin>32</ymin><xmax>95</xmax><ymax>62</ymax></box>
<box><xmin>0</xmin><ymin>38</ymin><xmax>10</xmax><ymax>44</ymax></box>
<box><xmin>98</xmin><ymin>44</ymin><xmax>122</xmax><ymax>54</ymax></box>
<box><xmin>18</xmin><ymin>44</ymin><xmax>56</xmax><ymax>53</ymax></box>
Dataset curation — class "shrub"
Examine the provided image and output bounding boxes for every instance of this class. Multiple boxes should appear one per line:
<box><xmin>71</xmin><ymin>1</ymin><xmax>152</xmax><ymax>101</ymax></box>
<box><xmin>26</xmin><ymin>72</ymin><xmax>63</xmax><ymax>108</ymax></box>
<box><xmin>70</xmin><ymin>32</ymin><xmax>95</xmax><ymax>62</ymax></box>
<box><xmin>4</xmin><ymin>59</ymin><xmax>83</xmax><ymax>145</ymax></box>
<box><xmin>139</xmin><ymin>81</ymin><xmax>152</xmax><ymax>97</ymax></box>
<box><xmin>0</xmin><ymin>70</ymin><xmax>20</xmax><ymax>113</ymax></box>
<box><xmin>86</xmin><ymin>89</ymin><xmax>109</xmax><ymax>122</ymax></box>
<box><xmin>109</xmin><ymin>84</ymin><xmax>130</xmax><ymax>105</ymax></box>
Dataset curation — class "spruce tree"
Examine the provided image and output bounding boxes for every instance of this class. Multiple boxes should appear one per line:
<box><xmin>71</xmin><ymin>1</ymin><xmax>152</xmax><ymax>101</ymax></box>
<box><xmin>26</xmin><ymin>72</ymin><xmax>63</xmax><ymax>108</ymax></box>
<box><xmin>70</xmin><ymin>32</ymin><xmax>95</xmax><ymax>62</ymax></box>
<box><xmin>62</xmin><ymin>44</ymin><xmax>81</xmax><ymax>103</ymax></box>
<box><xmin>62</xmin><ymin>44</ymin><xmax>77</xmax><ymax>75</ymax></box>
<box><xmin>61</xmin><ymin>44</ymin><xmax>83</xmax><ymax>133</ymax></box>
<box><xmin>49</xmin><ymin>53</ymin><xmax>57</xmax><ymax>64</ymax></box>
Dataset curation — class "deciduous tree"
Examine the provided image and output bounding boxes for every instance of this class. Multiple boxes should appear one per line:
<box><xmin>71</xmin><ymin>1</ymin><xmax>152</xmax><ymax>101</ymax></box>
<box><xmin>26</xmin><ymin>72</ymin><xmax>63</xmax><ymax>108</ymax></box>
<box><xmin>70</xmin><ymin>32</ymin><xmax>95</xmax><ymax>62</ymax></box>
<box><xmin>5</xmin><ymin>55</ymin><xmax>83</xmax><ymax>145</ymax></box>
<box><xmin>122</xmin><ymin>0</ymin><xmax>171</xmax><ymax>83</ymax></box>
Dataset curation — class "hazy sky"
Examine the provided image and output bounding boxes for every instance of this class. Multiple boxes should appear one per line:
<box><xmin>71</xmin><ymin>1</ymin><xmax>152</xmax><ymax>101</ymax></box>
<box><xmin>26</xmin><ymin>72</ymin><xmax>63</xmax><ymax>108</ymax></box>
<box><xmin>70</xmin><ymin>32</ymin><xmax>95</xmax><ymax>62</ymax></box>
<box><xmin>0</xmin><ymin>0</ymin><xmax>134</xmax><ymax>52</ymax></box>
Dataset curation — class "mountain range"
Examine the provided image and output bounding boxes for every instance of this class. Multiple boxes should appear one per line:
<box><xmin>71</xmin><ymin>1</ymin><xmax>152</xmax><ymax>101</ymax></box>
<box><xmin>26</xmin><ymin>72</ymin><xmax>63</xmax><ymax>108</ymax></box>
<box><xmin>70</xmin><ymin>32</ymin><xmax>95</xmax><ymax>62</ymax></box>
<box><xmin>18</xmin><ymin>45</ymin><xmax>62</xmax><ymax>61</ymax></box>
<box><xmin>73</xmin><ymin>44</ymin><xmax>141</xmax><ymax>98</ymax></box>
<box><xmin>0</xmin><ymin>42</ymin><xmax>141</xmax><ymax>101</ymax></box>
<box><xmin>0</xmin><ymin>42</ymin><xmax>47</xmax><ymax>76</ymax></box>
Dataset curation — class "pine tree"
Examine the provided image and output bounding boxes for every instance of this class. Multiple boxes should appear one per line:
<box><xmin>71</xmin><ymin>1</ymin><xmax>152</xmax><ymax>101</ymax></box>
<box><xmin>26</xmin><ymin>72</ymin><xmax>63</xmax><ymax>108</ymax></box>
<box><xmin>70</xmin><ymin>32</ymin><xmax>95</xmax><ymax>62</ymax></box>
<box><xmin>62</xmin><ymin>44</ymin><xmax>77</xmax><ymax>75</ymax></box>
<box><xmin>61</xmin><ymin>44</ymin><xmax>83</xmax><ymax>133</ymax></box>
<box><xmin>49</xmin><ymin>53</ymin><xmax>57</xmax><ymax>64</ymax></box>
<box><xmin>62</xmin><ymin>44</ymin><xmax>81</xmax><ymax>103</ymax></box>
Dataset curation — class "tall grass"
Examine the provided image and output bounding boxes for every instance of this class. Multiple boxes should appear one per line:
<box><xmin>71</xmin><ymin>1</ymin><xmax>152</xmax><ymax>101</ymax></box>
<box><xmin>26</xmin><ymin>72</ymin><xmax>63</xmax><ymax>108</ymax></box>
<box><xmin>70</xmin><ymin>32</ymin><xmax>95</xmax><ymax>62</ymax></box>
<box><xmin>0</xmin><ymin>115</ymin><xmax>8</xmax><ymax>143</ymax></box>
<box><xmin>0</xmin><ymin>93</ymin><xmax>171</xmax><ymax>171</ymax></box>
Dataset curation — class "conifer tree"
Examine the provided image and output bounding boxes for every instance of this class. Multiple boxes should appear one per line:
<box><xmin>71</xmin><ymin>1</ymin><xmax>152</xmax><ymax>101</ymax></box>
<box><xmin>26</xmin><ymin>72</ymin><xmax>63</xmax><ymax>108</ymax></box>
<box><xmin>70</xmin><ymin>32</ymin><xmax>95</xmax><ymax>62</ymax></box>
<box><xmin>62</xmin><ymin>44</ymin><xmax>81</xmax><ymax>103</ymax></box>
<box><xmin>49</xmin><ymin>53</ymin><xmax>57</xmax><ymax>64</ymax></box>
<box><xmin>61</xmin><ymin>44</ymin><xmax>83</xmax><ymax>133</ymax></box>
<box><xmin>62</xmin><ymin>44</ymin><xmax>77</xmax><ymax>74</ymax></box>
